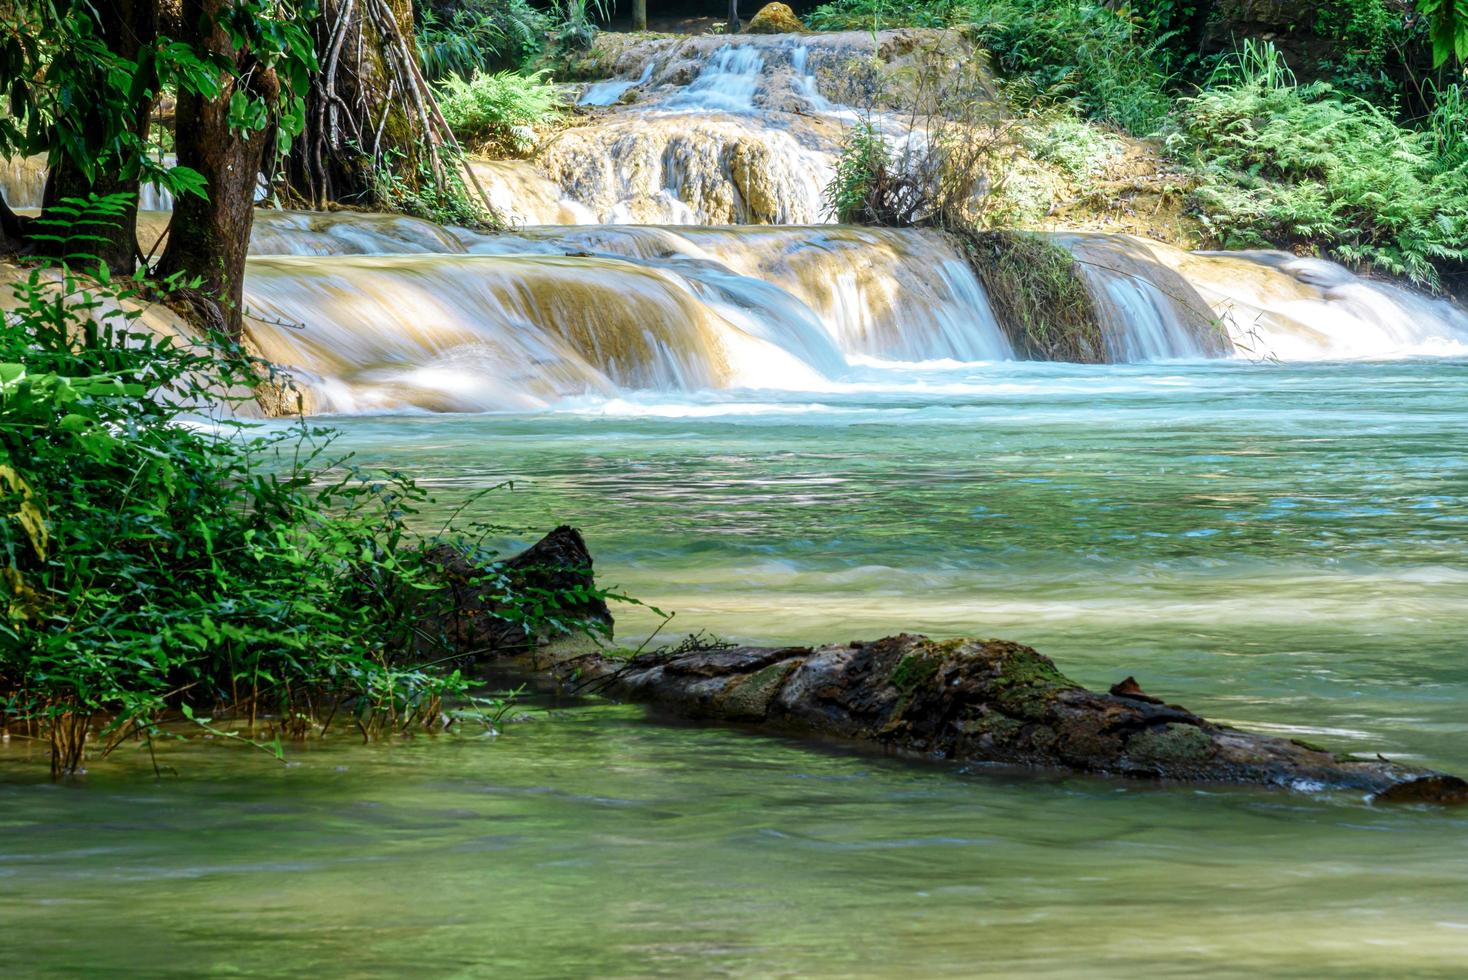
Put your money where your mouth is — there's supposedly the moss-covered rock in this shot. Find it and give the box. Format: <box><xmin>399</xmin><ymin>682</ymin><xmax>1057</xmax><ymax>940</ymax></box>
<box><xmin>744</xmin><ymin>3</ymin><xmax>806</xmax><ymax>34</ymax></box>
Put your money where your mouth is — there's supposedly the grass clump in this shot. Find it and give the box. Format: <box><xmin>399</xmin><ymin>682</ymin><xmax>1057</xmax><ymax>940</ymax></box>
<box><xmin>963</xmin><ymin>230</ymin><xmax>1106</xmax><ymax>362</ymax></box>
<box><xmin>0</xmin><ymin>195</ymin><xmax>604</xmax><ymax>776</ymax></box>
<box><xmin>437</xmin><ymin>69</ymin><xmax>566</xmax><ymax>156</ymax></box>
<box><xmin>1167</xmin><ymin>42</ymin><xmax>1468</xmax><ymax>290</ymax></box>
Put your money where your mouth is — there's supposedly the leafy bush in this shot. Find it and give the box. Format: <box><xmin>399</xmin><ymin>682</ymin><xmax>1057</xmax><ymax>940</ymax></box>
<box><xmin>417</xmin><ymin>0</ymin><xmax>551</xmax><ymax>80</ymax></box>
<box><xmin>552</xmin><ymin>0</ymin><xmax>609</xmax><ymax>52</ymax></box>
<box><xmin>0</xmin><ymin>195</ymin><xmax>604</xmax><ymax>775</ymax></box>
<box><xmin>1018</xmin><ymin>113</ymin><xmax>1123</xmax><ymax>180</ymax></box>
<box><xmin>1168</xmin><ymin>43</ymin><xmax>1468</xmax><ymax>289</ymax></box>
<box><xmin>971</xmin><ymin>0</ymin><xmax>1172</xmax><ymax>136</ymax></box>
<box><xmin>436</xmin><ymin>69</ymin><xmax>565</xmax><ymax>155</ymax></box>
<box><xmin>823</xmin><ymin>55</ymin><xmax>1013</xmax><ymax>228</ymax></box>
<box><xmin>806</xmin><ymin>0</ymin><xmax>965</xmax><ymax>29</ymax></box>
<box><xmin>807</xmin><ymin>0</ymin><xmax>1171</xmax><ymax>135</ymax></box>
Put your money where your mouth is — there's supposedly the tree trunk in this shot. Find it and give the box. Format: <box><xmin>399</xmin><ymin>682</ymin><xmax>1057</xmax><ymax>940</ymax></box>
<box><xmin>432</xmin><ymin>527</ymin><xmax>1468</xmax><ymax>806</ymax></box>
<box><xmin>632</xmin><ymin>0</ymin><xmax>646</xmax><ymax>31</ymax></box>
<box><xmin>32</xmin><ymin>0</ymin><xmax>157</xmax><ymax>270</ymax></box>
<box><xmin>727</xmin><ymin>0</ymin><xmax>739</xmax><ymax>34</ymax></box>
<box><xmin>158</xmin><ymin>0</ymin><xmax>277</xmax><ymax>338</ymax></box>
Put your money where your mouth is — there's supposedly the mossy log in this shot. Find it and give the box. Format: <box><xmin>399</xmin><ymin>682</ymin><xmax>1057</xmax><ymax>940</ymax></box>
<box><xmin>451</xmin><ymin>528</ymin><xmax>1467</xmax><ymax>805</ymax></box>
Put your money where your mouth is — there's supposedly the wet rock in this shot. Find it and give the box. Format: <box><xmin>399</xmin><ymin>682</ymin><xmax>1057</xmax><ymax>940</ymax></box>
<box><xmin>744</xmin><ymin>2</ymin><xmax>806</xmax><ymax>34</ymax></box>
<box><xmin>425</xmin><ymin>525</ymin><xmax>611</xmax><ymax>652</ymax></box>
<box><xmin>448</xmin><ymin>529</ymin><xmax>1467</xmax><ymax>805</ymax></box>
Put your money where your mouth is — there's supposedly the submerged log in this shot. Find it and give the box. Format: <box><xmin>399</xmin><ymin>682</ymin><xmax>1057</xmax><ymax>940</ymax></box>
<box><xmin>455</xmin><ymin>528</ymin><xmax>1468</xmax><ymax>805</ymax></box>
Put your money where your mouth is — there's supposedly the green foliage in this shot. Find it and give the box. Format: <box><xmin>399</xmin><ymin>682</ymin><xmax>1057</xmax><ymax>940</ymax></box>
<box><xmin>825</xmin><ymin>123</ymin><xmax>892</xmax><ymax>223</ymax></box>
<box><xmin>553</xmin><ymin>0</ymin><xmax>610</xmax><ymax>52</ymax></box>
<box><xmin>436</xmin><ymin>70</ymin><xmax>565</xmax><ymax>154</ymax></box>
<box><xmin>417</xmin><ymin>0</ymin><xmax>551</xmax><ymax>81</ymax></box>
<box><xmin>0</xmin><ymin>0</ymin><xmax>316</xmax><ymax>205</ymax></box>
<box><xmin>1019</xmin><ymin>113</ymin><xmax>1123</xmax><ymax>180</ymax></box>
<box><xmin>1418</xmin><ymin>0</ymin><xmax>1468</xmax><ymax>66</ymax></box>
<box><xmin>807</xmin><ymin>0</ymin><xmax>1171</xmax><ymax>135</ymax></box>
<box><xmin>1168</xmin><ymin>42</ymin><xmax>1468</xmax><ymax>289</ymax></box>
<box><xmin>0</xmin><ymin>194</ymin><xmax>599</xmax><ymax>774</ymax></box>
<box><xmin>371</xmin><ymin>148</ymin><xmax>503</xmax><ymax>228</ymax></box>
<box><xmin>971</xmin><ymin>0</ymin><xmax>1172</xmax><ymax>136</ymax></box>
<box><xmin>807</xmin><ymin>0</ymin><xmax>964</xmax><ymax>29</ymax></box>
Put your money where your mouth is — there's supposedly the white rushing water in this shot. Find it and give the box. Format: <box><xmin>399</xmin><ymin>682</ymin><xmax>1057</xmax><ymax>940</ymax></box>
<box><xmin>5</xmin><ymin>31</ymin><xmax>1467</xmax><ymax>414</ymax></box>
<box><xmin>201</xmin><ymin>211</ymin><xmax>1468</xmax><ymax>414</ymax></box>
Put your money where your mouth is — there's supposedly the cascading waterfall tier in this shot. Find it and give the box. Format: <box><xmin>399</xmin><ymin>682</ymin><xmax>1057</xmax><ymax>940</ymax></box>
<box><xmin>224</xmin><ymin>211</ymin><xmax>1468</xmax><ymax>415</ymax></box>
<box><xmin>237</xmin><ymin>218</ymin><xmax>1013</xmax><ymax>413</ymax></box>
<box><xmin>1056</xmin><ymin>234</ymin><xmax>1468</xmax><ymax>361</ymax></box>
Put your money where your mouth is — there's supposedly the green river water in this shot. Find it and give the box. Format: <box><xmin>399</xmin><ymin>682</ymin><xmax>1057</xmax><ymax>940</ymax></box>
<box><xmin>4</xmin><ymin>359</ymin><xmax>1467</xmax><ymax>976</ymax></box>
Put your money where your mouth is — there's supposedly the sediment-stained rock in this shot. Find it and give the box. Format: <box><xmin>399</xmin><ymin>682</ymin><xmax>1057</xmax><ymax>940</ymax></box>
<box><xmin>448</xmin><ymin>528</ymin><xmax>1467</xmax><ymax>805</ymax></box>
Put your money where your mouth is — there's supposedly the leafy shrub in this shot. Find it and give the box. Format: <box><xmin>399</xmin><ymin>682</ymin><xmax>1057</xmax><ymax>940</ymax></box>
<box><xmin>0</xmin><ymin>195</ymin><xmax>605</xmax><ymax>775</ymax></box>
<box><xmin>806</xmin><ymin>0</ymin><xmax>965</xmax><ymax>29</ymax></box>
<box><xmin>436</xmin><ymin>69</ymin><xmax>565</xmax><ymax>155</ymax></box>
<box><xmin>1168</xmin><ymin>42</ymin><xmax>1468</xmax><ymax>289</ymax></box>
<box><xmin>972</xmin><ymin>0</ymin><xmax>1172</xmax><ymax>136</ymax></box>
<box><xmin>1019</xmin><ymin>113</ymin><xmax>1123</xmax><ymax>180</ymax></box>
<box><xmin>823</xmin><ymin>55</ymin><xmax>1013</xmax><ymax>228</ymax></box>
<box><xmin>417</xmin><ymin>0</ymin><xmax>550</xmax><ymax>80</ymax></box>
<box><xmin>553</xmin><ymin>0</ymin><xmax>609</xmax><ymax>52</ymax></box>
<box><xmin>807</xmin><ymin>0</ymin><xmax>1171</xmax><ymax>135</ymax></box>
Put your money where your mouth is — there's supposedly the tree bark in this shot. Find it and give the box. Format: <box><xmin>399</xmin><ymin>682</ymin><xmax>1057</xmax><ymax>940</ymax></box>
<box><xmin>632</xmin><ymin>0</ymin><xmax>646</xmax><ymax>31</ymax></box>
<box><xmin>727</xmin><ymin>0</ymin><xmax>739</xmax><ymax>34</ymax></box>
<box><xmin>435</xmin><ymin>527</ymin><xmax>1468</xmax><ymax>806</ymax></box>
<box><xmin>158</xmin><ymin>0</ymin><xmax>277</xmax><ymax>338</ymax></box>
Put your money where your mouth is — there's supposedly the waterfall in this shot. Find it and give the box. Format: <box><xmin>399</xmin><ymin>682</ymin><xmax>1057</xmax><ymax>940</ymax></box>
<box><xmin>240</xmin><ymin>252</ymin><xmax>854</xmax><ymax>413</ymax></box>
<box><xmin>227</xmin><ymin>211</ymin><xmax>1468</xmax><ymax>416</ymax></box>
<box><xmin>6</xmin><ymin>24</ymin><xmax>1466</xmax><ymax>412</ymax></box>
<box><xmin>1052</xmin><ymin>233</ymin><xmax>1468</xmax><ymax>361</ymax></box>
<box><xmin>1184</xmin><ymin>251</ymin><xmax>1468</xmax><ymax>360</ymax></box>
<box><xmin>242</xmin><ymin>214</ymin><xmax>1014</xmax><ymax>374</ymax></box>
<box><xmin>1056</xmin><ymin>234</ymin><xmax>1226</xmax><ymax>360</ymax></box>
<box><xmin>579</xmin><ymin>61</ymin><xmax>656</xmax><ymax>107</ymax></box>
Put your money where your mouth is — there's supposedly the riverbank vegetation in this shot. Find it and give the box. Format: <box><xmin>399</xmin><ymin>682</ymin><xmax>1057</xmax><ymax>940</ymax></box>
<box><xmin>0</xmin><ymin>200</ymin><xmax>612</xmax><ymax>776</ymax></box>
<box><xmin>437</xmin><ymin>70</ymin><xmax>567</xmax><ymax>155</ymax></box>
<box><xmin>809</xmin><ymin>0</ymin><xmax>1467</xmax><ymax>292</ymax></box>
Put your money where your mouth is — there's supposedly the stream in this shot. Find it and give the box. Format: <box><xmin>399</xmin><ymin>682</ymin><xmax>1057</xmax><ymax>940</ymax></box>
<box><xmin>5</xmin><ymin>358</ymin><xmax>1468</xmax><ymax>977</ymax></box>
<box><xmin>4</xmin><ymin>27</ymin><xmax>1468</xmax><ymax>977</ymax></box>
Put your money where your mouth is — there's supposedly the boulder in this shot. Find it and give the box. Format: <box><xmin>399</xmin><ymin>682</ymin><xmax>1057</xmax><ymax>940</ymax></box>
<box><xmin>744</xmin><ymin>2</ymin><xmax>805</xmax><ymax>34</ymax></box>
